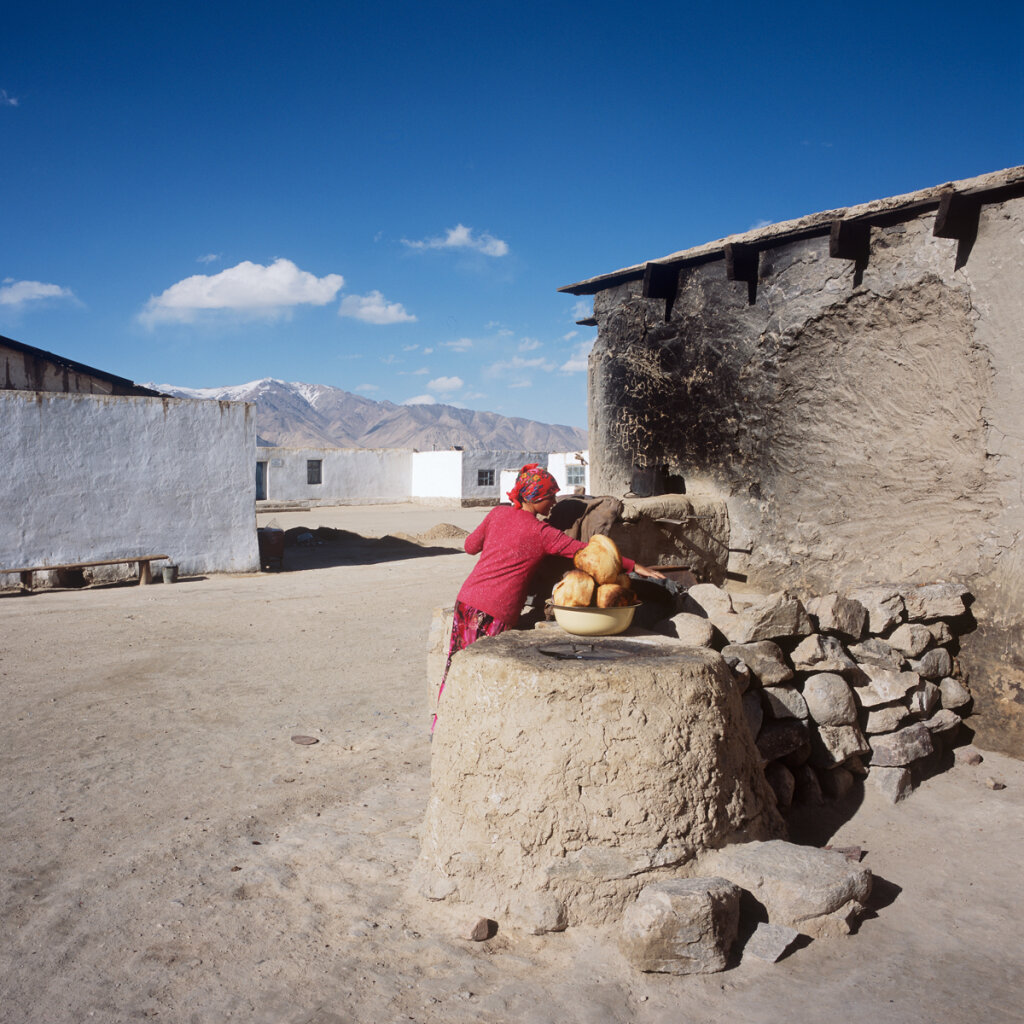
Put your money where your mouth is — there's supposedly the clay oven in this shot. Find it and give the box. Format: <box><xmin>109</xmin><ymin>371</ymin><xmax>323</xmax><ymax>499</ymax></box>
<box><xmin>416</xmin><ymin>630</ymin><xmax>783</xmax><ymax>929</ymax></box>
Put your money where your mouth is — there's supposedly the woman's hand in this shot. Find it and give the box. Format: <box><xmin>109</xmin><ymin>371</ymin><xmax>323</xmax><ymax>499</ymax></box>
<box><xmin>632</xmin><ymin>563</ymin><xmax>666</xmax><ymax>580</ymax></box>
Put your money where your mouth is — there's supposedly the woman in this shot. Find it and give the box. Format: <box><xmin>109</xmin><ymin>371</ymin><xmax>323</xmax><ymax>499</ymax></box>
<box><xmin>432</xmin><ymin>464</ymin><xmax>663</xmax><ymax>731</ymax></box>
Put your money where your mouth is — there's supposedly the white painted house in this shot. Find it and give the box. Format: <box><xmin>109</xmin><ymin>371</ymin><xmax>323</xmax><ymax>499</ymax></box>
<box><xmin>1</xmin><ymin>335</ymin><xmax>259</xmax><ymax>583</ymax></box>
<box><xmin>258</xmin><ymin>447</ymin><xmax>590</xmax><ymax>506</ymax></box>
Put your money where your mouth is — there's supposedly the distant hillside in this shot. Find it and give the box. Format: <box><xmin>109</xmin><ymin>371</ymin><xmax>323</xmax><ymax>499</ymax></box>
<box><xmin>152</xmin><ymin>379</ymin><xmax>588</xmax><ymax>451</ymax></box>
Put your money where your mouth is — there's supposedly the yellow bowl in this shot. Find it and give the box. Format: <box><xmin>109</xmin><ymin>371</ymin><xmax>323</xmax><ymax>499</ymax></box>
<box><xmin>552</xmin><ymin>603</ymin><xmax>640</xmax><ymax>637</ymax></box>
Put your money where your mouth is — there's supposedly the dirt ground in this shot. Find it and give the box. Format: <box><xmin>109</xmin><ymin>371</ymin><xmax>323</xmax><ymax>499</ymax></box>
<box><xmin>2</xmin><ymin>503</ymin><xmax>1023</xmax><ymax>1024</ymax></box>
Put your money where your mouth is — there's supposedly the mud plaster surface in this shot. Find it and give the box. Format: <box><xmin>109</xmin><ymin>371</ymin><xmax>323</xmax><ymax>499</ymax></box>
<box><xmin>2</xmin><ymin>504</ymin><xmax>1023</xmax><ymax>1024</ymax></box>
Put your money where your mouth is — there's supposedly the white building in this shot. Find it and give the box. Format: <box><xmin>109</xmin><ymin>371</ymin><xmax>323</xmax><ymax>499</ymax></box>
<box><xmin>1</xmin><ymin>336</ymin><xmax>259</xmax><ymax>582</ymax></box>
<box><xmin>257</xmin><ymin>447</ymin><xmax>590</xmax><ymax>506</ymax></box>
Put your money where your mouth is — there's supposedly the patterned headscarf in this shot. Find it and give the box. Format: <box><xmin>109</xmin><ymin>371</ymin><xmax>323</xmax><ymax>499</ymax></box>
<box><xmin>507</xmin><ymin>463</ymin><xmax>559</xmax><ymax>509</ymax></box>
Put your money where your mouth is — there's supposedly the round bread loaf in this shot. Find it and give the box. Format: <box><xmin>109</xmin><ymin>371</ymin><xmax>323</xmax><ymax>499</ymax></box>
<box><xmin>573</xmin><ymin>534</ymin><xmax>623</xmax><ymax>585</ymax></box>
<box><xmin>552</xmin><ymin>569</ymin><xmax>596</xmax><ymax>607</ymax></box>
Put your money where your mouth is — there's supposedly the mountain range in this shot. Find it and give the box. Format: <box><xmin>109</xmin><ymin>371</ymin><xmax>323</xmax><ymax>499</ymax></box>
<box><xmin>152</xmin><ymin>379</ymin><xmax>589</xmax><ymax>451</ymax></box>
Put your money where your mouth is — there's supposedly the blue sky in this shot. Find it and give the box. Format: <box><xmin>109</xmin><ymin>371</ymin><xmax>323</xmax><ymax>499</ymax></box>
<box><xmin>3</xmin><ymin>1</ymin><xmax>1021</xmax><ymax>430</ymax></box>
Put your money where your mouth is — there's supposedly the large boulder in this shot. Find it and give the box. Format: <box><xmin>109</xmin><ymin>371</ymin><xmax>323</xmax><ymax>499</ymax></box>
<box><xmin>698</xmin><ymin>840</ymin><xmax>872</xmax><ymax>939</ymax></box>
<box><xmin>619</xmin><ymin>878</ymin><xmax>741</xmax><ymax>975</ymax></box>
<box><xmin>417</xmin><ymin>633</ymin><xmax>784</xmax><ymax>927</ymax></box>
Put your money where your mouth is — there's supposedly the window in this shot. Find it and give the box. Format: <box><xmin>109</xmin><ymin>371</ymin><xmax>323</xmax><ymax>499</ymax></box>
<box><xmin>477</xmin><ymin>469</ymin><xmax>495</xmax><ymax>487</ymax></box>
<box><xmin>566</xmin><ymin>465</ymin><xmax>586</xmax><ymax>488</ymax></box>
<box><xmin>307</xmin><ymin>459</ymin><xmax>323</xmax><ymax>485</ymax></box>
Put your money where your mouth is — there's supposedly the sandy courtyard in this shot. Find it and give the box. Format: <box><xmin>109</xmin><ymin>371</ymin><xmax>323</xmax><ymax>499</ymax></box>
<box><xmin>2</xmin><ymin>503</ymin><xmax>1023</xmax><ymax>1024</ymax></box>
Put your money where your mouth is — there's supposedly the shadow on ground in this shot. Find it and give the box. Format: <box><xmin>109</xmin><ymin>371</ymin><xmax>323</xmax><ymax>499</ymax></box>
<box><xmin>263</xmin><ymin>526</ymin><xmax>466</xmax><ymax>573</ymax></box>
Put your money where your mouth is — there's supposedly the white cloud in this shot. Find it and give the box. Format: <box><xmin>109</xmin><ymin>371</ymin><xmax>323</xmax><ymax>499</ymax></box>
<box><xmin>0</xmin><ymin>90</ymin><xmax>17</xmax><ymax>107</ymax></box>
<box><xmin>355</xmin><ymin>383</ymin><xmax>379</xmax><ymax>392</ymax></box>
<box><xmin>518</xmin><ymin>337</ymin><xmax>542</xmax><ymax>352</ymax></box>
<box><xmin>428</xmin><ymin>376</ymin><xmax>463</xmax><ymax>394</ymax></box>
<box><xmin>423</xmin><ymin>347</ymin><xmax>434</xmax><ymax>355</ymax></box>
<box><xmin>402</xmin><ymin>394</ymin><xmax>436</xmax><ymax>405</ymax></box>
<box><xmin>402</xmin><ymin>344</ymin><xmax>419</xmax><ymax>352</ymax></box>
<box><xmin>443</xmin><ymin>337</ymin><xmax>473</xmax><ymax>352</ymax></box>
<box><xmin>572</xmin><ymin>299</ymin><xmax>591</xmax><ymax>321</ymax></box>
<box><xmin>0</xmin><ymin>278</ymin><xmax>75</xmax><ymax>307</ymax></box>
<box><xmin>338</xmin><ymin>290</ymin><xmax>416</xmax><ymax>325</ymax></box>
<box><xmin>197</xmin><ymin>253</ymin><xmax>221</xmax><ymax>264</ymax></box>
<box><xmin>402</xmin><ymin>223</ymin><xmax>509</xmax><ymax>257</ymax></box>
<box><xmin>139</xmin><ymin>258</ymin><xmax>344</xmax><ymax>326</ymax></box>
<box><xmin>561</xmin><ymin>339</ymin><xmax>595</xmax><ymax>373</ymax></box>
<box><xmin>484</xmin><ymin>355</ymin><xmax>556</xmax><ymax>388</ymax></box>
<box><xmin>563</xmin><ymin>330</ymin><xmax>578</xmax><ymax>341</ymax></box>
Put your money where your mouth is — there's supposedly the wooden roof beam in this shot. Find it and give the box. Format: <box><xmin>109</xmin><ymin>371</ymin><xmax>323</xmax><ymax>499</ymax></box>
<box><xmin>642</xmin><ymin>262</ymin><xmax>679</xmax><ymax>321</ymax></box>
<box><xmin>724</xmin><ymin>243</ymin><xmax>759</xmax><ymax>304</ymax></box>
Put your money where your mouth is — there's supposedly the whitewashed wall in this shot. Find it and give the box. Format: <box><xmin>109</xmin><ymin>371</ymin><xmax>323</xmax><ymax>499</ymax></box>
<box><xmin>0</xmin><ymin>391</ymin><xmax>258</xmax><ymax>579</ymax></box>
<box><xmin>461</xmin><ymin>449</ymin><xmax>550</xmax><ymax>502</ymax></box>
<box><xmin>259</xmin><ymin>447</ymin><xmax>411</xmax><ymax>504</ymax></box>
<box><xmin>547</xmin><ymin>451</ymin><xmax>590</xmax><ymax>494</ymax></box>
<box><xmin>410</xmin><ymin>451</ymin><xmax>464</xmax><ymax>504</ymax></box>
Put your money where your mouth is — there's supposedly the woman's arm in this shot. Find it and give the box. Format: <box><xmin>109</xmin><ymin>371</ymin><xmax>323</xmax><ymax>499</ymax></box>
<box><xmin>464</xmin><ymin>516</ymin><xmax>488</xmax><ymax>555</ymax></box>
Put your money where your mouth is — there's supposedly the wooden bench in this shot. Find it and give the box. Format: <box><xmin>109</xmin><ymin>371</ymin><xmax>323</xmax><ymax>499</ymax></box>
<box><xmin>0</xmin><ymin>555</ymin><xmax>171</xmax><ymax>592</ymax></box>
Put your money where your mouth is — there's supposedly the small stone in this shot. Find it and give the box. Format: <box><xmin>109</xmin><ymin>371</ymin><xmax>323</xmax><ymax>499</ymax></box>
<box><xmin>764</xmin><ymin>762</ymin><xmax>795</xmax><ymax>810</ymax></box>
<box><xmin>732</xmin><ymin>591</ymin><xmax>813</xmax><ymax>643</ymax></box>
<box><xmin>724</xmin><ymin>656</ymin><xmax>753</xmax><ymax>693</ymax></box>
<box><xmin>721</xmin><ymin>641</ymin><xmax>794</xmax><ymax>686</ymax></box>
<box><xmin>926</xmin><ymin>621</ymin><xmax>954</xmax><ymax>645</ymax></box>
<box><xmin>683</xmin><ymin>583</ymin><xmax>734</xmax><ymax>617</ymax></box>
<box><xmin>791</xmin><ymin>763</ymin><xmax>824</xmax><ymax>805</ymax></box>
<box><xmin>763</xmin><ymin>686</ymin><xmax>809</xmax><ymax>721</ymax></box>
<box><xmin>517</xmin><ymin>893</ymin><xmax>567</xmax><ymax>934</ymax></box>
<box><xmin>802</xmin><ymin>672</ymin><xmax>858</xmax><ymax>726</ymax></box>
<box><xmin>869</xmin><ymin>723</ymin><xmax>934</xmax><ymax>767</ymax></box>
<box><xmin>939</xmin><ymin>676</ymin><xmax>972</xmax><ymax>710</ymax></box>
<box><xmin>922</xmin><ymin>709</ymin><xmax>962</xmax><ymax>740</ymax></box>
<box><xmin>742</xmin><ymin>921</ymin><xmax>801</xmax><ymax>963</ymax></box>
<box><xmin>907</xmin><ymin>681</ymin><xmax>940</xmax><ymax>717</ymax></box>
<box><xmin>885</xmin><ymin>623</ymin><xmax>934</xmax><ymax>658</ymax></box>
<box><xmin>742</xmin><ymin>690</ymin><xmax>764</xmax><ymax>738</ymax></box>
<box><xmin>909</xmin><ymin>647</ymin><xmax>953</xmax><ymax>681</ymax></box>
<box><xmin>824</xmin><ymin>844</ymin><xmax>864</xmax><ymax>863</ymax></box>
<box><xmin>790</xmin><ymin>635</ymin><xmax>856</xmax><ymax>673</ymax></box>
<box><xmin>898</xmin><ymin>583</ymin><xmax>970</xmax><ymax>622</ymax></box>
<box><xmin>863</xmin><ymin>703</ymin><xmax>911</xmax><ymax>735</ymax></box>
<box><xmin>756</xmin><ymin>719</ymin><xmax>809</xmax><ymax>763</ymax></box>
<box><xmin>852</xmin><ymin>665</ymin><xmax>920</xmax><ymax>708</ymax></box>
<box><xmin>955</xmin><ymin>746</ymin><xmax>983</xmax><ymax>766</ymax></box>
<box><xmin>667</xmin><ymin>613</ymin><xmax>717</xmax><ymax>647</ymax></box>
<box><xmin>869</xmin><ymin>765</ymin><xmax>913</xmax><ymax>803</ymax></box>
<box><xmin>467</xmin><ymin>917</ymin><xmax>494</xmax><ymax>941</ymax></box>
<box><xmin>811</xmin><ymin>724</ymin><xmax>871</xmax><ymax>768</ymax></box>
<box><xmin>848</xmin><ymin>638</ymin><xmax>905</xmax><ymax>670</ymax></box>
<box><xmin>845</xmin><ymin>586</ymin><xmax>905</xmax><ymax>634</ymax></box>
<box><xmin>805</xmin><ymin>593</ymin><xmax>868</xmax><ymax>639</ymax></box>
<box><xmin>619</xmin><ymin>878</ymin><xmax>742</xmax><ymax>975</ymax></box>
<box><xmin>985</xmin><ymin>778</ymin><xmax>1007</xmax><ymax>791</ymax></box>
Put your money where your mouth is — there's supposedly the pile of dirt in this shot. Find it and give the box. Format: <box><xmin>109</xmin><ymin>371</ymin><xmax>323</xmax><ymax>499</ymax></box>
<box><xmin>417</xmin><ymin>523</ymin><xmax>470</xmax><ymax>542</ymax></box>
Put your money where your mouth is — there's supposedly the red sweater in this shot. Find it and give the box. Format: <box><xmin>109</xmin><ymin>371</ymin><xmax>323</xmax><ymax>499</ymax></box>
<box><xmin>457</xmin><ymin>505</ymin><xmax>635</xmax><ymax>626</ymax></box>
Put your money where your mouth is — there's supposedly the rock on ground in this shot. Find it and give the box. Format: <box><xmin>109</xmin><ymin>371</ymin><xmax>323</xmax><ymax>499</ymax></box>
<box><xmin>619</xmin><ymin>878</ymin><xmax>742</xmax><ymax>975</ymax></box>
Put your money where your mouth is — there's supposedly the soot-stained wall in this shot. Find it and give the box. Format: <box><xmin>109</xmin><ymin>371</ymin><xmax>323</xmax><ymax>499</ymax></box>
<box><xmin>586</xmin><ymin>192</ymin><xmax>1024</xmax><ymax>756</ymax></box>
